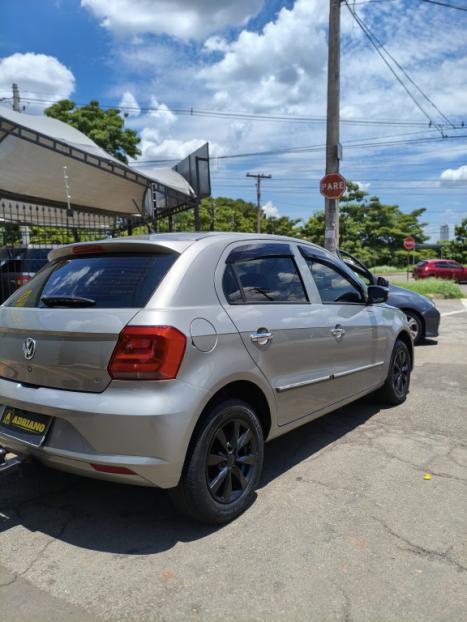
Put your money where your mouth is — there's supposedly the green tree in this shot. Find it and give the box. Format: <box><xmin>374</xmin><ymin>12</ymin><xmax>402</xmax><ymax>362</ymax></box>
<box><xmin>442</xmin><ymin>218</ymin><xmax>467</xmax><ymax>263</ymax></box>
<box><xmin>45</xmin><ymin>99</ymin><xmax>141</xmax><ymax>164</ymax></box>
<box><xmin>160</xmin><ymin>196</ymin><xmax>301</xmax><ymax>236</ymax></box>
<box><xmin>301</xmin><ymin>181</ymin><xmax>429</xmax><ymax>267</ymax></box>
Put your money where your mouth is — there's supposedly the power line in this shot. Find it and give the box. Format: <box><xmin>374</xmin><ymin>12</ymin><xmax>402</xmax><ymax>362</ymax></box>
<box><xmin>348</xmin><ymin>4</ymin><xmax>454</xmax><ymax>128</ymax></box>
<box><xmin>344</xmin><ymin>2</ymin><xmax>449</xmax><ymax>134</ymax></box>
<box><xmin>5</xmin><ymin>94</ymin><xmax>465</xmax><ymax>130</ymax></box>
<box><xmin>134</xmin><ymin>133</ymin><xmax>467</xmax><ymax>165</ymax></box>
<box><xmin>419</xmin><ymin>0</ymin><xmax>467</xmax><ymax>12</ymax></box>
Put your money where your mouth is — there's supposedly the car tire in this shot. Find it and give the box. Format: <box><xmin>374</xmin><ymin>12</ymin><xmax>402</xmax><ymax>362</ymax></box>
<box><xmin>404</xmin><ymin>310</ymin><xmax>423</xmax><ymax>345</ymax></box>
<box><xmin>170</xmin><ymin>399</ymin><xmax>264</xmax><ymax>524</ymax></box>
<box><xmin>376</xmin><ymin>339</ymin><xmax>411</xmax><ymax>406</ymax></box>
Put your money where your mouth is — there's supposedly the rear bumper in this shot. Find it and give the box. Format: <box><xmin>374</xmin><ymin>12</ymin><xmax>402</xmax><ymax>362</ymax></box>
<box><xmin>0</xmin><ymin>377</ymin><xmax>209</xmax><ymax>488</ymax></box>
<box><xmin>421</xmin><ymin>306</ymin><xmax>441</xmax><ymax>338</ymax></box>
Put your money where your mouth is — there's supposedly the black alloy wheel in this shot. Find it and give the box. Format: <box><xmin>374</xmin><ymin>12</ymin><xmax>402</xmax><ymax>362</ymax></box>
<box><xmin>206</xmin><ymin>418</ymin><xmax>258</xmax><ymax>504</ymax></box>
<box><xmin>170</xmin><ymin>399</ymin><xmax>264</xmax><ymax>524</ymax></box>
<box><xmin>376</xmin><ymin>339</ymin><xmax>411</xmax><ymax>405</ymax></box>
<box><xmin>392</xmin><ymin>347</ymin><xmax>410</xmax><ymax>399</ymax></box>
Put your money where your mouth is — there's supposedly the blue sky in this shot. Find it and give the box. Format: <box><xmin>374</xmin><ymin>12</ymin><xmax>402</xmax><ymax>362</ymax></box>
<box><xmin>1</xmin><ymin>0</ymin><xmax>467</xmax><ymax>241</ymax></box>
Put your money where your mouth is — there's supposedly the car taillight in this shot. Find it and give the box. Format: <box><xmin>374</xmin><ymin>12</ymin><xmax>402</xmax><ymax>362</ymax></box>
<box><xmin>15</xmin><ymin>275</ymin><xmax>31</xmax><ymax>288</ymax></box>
<box><xmin>108</xmin><ymin>326</ymin><xmax>186</xmax><ymax>381</ymax></box>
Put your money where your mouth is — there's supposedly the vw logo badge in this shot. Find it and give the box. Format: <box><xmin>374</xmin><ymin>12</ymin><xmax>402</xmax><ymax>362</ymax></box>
<box><xmin>23</xmin><ymin>337</ymin><xmax>36</xmax><ymax>360</ymax></box>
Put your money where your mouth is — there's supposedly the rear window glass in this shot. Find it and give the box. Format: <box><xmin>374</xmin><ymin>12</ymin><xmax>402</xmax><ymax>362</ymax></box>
<box><xmin>5</xmin><ymin>253</ymin><xmax>178</xmax><ymax>309</ymax></box>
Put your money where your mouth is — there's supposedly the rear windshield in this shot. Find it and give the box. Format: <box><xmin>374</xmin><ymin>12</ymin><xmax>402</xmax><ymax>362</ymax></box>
<box><xmin>4</xmin><ymin>252</ymin><xmax>178</xmax><ymax>308</ymax></box>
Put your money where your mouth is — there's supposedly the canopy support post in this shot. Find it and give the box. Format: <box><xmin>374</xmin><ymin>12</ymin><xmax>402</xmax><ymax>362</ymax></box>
<box><xmin>194</xmin><ymin>200</ymin><xmax>201</xmax><ymax>232</ymax></box>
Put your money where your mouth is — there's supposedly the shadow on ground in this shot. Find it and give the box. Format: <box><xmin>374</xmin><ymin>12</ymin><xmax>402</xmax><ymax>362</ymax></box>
<box><xmin>417</xmin><ymin>339</ymin><xmax>438</xmax><ymax>347</ymax></box>
<box><xmin>0</xmin><ymin>398</ymin><xmax>382</xmax><ymax>556</ymax></box>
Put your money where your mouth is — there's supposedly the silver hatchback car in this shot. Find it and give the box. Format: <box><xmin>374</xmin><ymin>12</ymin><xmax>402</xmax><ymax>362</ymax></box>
<box><xmin>0</xmin><ymin>233</ymin><xmax>412</xmax><ymax>523</ymax></box>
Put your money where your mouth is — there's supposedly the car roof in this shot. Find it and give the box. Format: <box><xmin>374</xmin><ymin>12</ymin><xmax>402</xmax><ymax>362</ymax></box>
<box><xmin>50</xmin><ymin>231</ymin><xmax>332</xmax><ymax>262</ymax></box>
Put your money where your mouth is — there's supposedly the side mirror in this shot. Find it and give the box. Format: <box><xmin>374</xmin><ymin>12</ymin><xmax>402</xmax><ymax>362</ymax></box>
<box><xmin>376</xmin><ymin>276</ymin><xmax>389</xmax><ymax>287</ymax></box>
<box><xmin>367</xmin><ymin>285</ymin><xmax>389</xmax><ymax>305</ymax></box>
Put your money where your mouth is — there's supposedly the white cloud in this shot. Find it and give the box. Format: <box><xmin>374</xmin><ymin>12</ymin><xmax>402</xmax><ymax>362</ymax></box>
<box><xmin>148</xmin><ymin>96</ymin><xmax>176</xmax><ymax>126</ymax></box>
<box><xmin>198</xmin><ymin>0</ymin><xmax>328</xmax><ymax>112</ymax></box>
<box><xmin>203</xmin><ymin>36</ymin><xmax>230</xmax><ymax>54</ymax></box>
<box><xmin>81</xmin><ymin>0</ymin><xmax>264</xmax><ymax>41</ymax></box>
<box><xmin>0</xmin><ymin>53</ymin><xmax>75</xmax><ymax>111</ymax></box>
<box><xmin>119</xmin><ymin>91</ymin><xmax>140</xmax><ymax>117</ymax></box>
<box><xmin>440</xmin><ymin>165</ymin><xmax>467</xmax><ymax>181</ymax></box>
<box><xmin>138</xmin><ymin>134</ymin><xmax>223</xmax><ymax>163</ymax></box>
<box><xmin>354</xmin><ymin>181</ymin><xmax>371</xmax><ymax>192</ymax></box>
<box><xmin>262</xmin><ymin>200</ymin><xmax>279</xmax><ymax>218</ymax></box>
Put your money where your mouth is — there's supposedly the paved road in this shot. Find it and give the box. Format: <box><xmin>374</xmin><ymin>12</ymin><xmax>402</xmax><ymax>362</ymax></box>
<box><xmin>1</xmin><ymin>299</ymin><xmax>466</xmax><ymax>621</ymax></box>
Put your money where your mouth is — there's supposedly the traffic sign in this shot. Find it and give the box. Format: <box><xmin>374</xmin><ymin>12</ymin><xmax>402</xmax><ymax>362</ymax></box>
<box><xmin>320</xmin><ymin>173</ymin><xmax>346</xmax><ymax>199</ymax></box>
<box><xmin>404</xmin><ymin>236</ymin><xmax>416</xmax><ymax>250</ymax></box>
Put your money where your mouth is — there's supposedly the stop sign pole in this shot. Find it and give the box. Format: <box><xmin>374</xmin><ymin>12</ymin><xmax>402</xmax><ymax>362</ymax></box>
<box><xmin>324</xmin><ymin>0</ymin><xmax>342</xmax><ymax>254</ymax></box>
<box><xmin>404</xmin><ymin>236</ymin><xmax>416</xmax><ymax>281</ymax></box>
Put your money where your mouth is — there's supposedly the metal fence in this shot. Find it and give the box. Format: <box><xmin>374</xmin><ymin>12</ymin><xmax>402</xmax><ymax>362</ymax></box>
<box><xmin>0</xmin><ymin>200</ymin><xmax>148</xmax><ymax>303</ymax></box>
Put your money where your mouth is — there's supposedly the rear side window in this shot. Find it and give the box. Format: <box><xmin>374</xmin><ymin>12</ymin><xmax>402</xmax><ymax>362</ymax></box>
<box><xmin>223</xmin><ymin>255</ymin><xmax>308</xmax><ymax>304</ymax></box>
<box><xmin>5</xmin><ymin>253</ymin><xmax>177</xmax><ymax>309</ymax></box>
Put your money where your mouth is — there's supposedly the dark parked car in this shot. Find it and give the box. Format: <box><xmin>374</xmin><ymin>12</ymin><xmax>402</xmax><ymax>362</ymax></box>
<box><xmin>413</xmin><ymin>259</ymin><xmax>467</xmax><ymax>283</ymax></box>
<box><xmin>338</xmin><ymin>250</ymin><xmax>440</xmax><ymax>344</ymax></box>
<box><xmin>0</xmin><ymin>247</ymin><xmax>52</xmax><ymax>304</ymax></box>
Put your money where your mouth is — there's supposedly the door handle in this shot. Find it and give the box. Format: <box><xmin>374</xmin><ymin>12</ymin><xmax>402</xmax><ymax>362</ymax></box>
<box><xmin>331</xmin><ymin>325</ymin><xmax>345</xmax><ymax>339</ymax></box>
<box><xmin>250</xmin><ymin>330</ymin><xmax>273</xmax><ymax>345</ymax></box>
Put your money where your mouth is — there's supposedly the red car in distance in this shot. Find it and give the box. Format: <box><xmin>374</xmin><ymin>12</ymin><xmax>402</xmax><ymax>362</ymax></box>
<box><xmin>413</xmin><ymin>259</ymin><xmax>467</xmax><ymax>282</ymax></box>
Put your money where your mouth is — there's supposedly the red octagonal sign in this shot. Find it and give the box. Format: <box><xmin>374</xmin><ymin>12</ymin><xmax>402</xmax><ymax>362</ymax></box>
<box><xmin>320</xmin><ymin>173</ymin><xmax>346</xmax><ymax>199</ymax></box>
<box><xmin>404</xmin><ymin>236</ymin><xmax>416</xmax><ymax>250</ymax></box>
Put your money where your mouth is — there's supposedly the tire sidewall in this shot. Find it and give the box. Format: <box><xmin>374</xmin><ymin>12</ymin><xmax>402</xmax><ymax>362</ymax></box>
<box><xmin>387</xmin><ymin>340</ymin><xmax>411</xmax><ymax>404</ymax></box>
<box><xmin>404</xmin><ymin>311</ymin><xmax>423</xmax><ymax>345</ymax></box>
<box><xmin>183</xmin><ymin>399</ymin><xmax>264</xmax><ymax>523</ymax></box>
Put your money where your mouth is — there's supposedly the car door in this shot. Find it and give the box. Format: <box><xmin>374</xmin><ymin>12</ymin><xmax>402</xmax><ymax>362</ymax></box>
<box><xmin>299</xmin><ymin>246</ymin><xmax>389</xmax><ymax>401</ymax></box>
<box><xmin>434</xmin><ymin>261</ymin><xmax>449</xmax><ymax>279</ymax></box>
<box><xmin>446</xmin><ymin>261</ymin><xmax>463</xmax><ymax>281</ymax></box>
<box><xmin>217</xmin><ymin>241</ymin><xmax>338</xmax><ymax>426</ymax></box>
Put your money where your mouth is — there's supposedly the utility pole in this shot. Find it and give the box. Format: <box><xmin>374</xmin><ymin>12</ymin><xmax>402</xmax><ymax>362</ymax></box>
<box><xmin>12</xmin><ymin>83</ymin><xmax>21</xmax><ymax>112</ymax></box>
<box><xmin>324</xmin><ymin>0</ymin><xmax>342</xmax><ymax>253</ymax></box>
<box><xmin>246</xmin><ymin>172</ymin><xmax>271</xmax><ymax>233</ymax></box>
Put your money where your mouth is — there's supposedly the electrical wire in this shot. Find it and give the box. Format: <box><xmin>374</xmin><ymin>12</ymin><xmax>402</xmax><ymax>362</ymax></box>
<box><xmin>419</xmin><ymin>0</ymin><xmax>467</xmax><ymax>12</ymax></box>
<box><xmin>347</xmin><ymin>3</ymin><xmax>454</xmax><ymax>128</ymax></box>
<box><xmin>134</xmin><ymin>132</ymin><xmax>467</xmax><ymax>165</ymax></box>
<box><xmin>344</xmin><ymin>2</ymin><xmax>448</xmax><ymax>134</ymax></box>
<box><xmin>5</xmin><ymin>94</ymin><xmax>465</xmax><ymax>130</ymax></box>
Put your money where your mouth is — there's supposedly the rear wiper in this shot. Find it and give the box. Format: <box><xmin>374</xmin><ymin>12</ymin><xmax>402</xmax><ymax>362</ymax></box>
<box><xmin>40</xmin><ymin>296</ymin><xmax>96</xmax><ymax>307</ymax></box>
<box><xmin>251</xmin><ymin>287</ymin><xmax>274</xmax><ymax>301</ymax></box>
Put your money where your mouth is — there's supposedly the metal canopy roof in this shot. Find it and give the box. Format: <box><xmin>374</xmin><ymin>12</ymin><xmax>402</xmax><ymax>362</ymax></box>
<box><xmin>0</xmin><ymin>107</ymin><xmax>196</xmax><ymax>218</ymax></box>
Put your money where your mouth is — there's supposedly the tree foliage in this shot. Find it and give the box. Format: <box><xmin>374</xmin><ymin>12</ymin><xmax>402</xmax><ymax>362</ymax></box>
<box><xmin>44</xmin><ymin>99</ymin><xmax>141</xmax><ymax>164</ymax></box>
<box><xmin>439</xmin><ymin>218</ymin><xmax>467</xmax><ymax>264</ymax></box>
<box><xmin>301</xmin><ymin>181</ymin><xmax>430</xmax><ymax>266</ymax></box>
<box><xmin>157</xmin><ymin>197</ymin><xmax>302</xmax><ymax>238</ymax></box>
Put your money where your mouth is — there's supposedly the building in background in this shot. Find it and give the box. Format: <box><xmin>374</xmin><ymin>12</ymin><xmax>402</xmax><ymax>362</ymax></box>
<box><xmin>440</xmin><ymin>224</ymin><xmax>449</xmax><ymax>242</ymax></box>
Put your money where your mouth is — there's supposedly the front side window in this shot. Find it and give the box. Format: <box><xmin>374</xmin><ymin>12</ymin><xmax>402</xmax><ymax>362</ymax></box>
<box><xmin>306</xmin><ymin>260</ymin><xmax>365</xmax><ymax>304</ymax></box>
<box><xmin>223</xmin><ymin>250</ymin><xmax>308</xmax><ymax>304</ymax></box>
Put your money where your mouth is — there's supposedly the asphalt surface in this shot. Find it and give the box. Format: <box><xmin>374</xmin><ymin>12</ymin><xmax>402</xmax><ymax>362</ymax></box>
<box><xmin>1</xmin><ymin>298</ymin><xmax>466</xmax><ymax>622</ymax></box>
